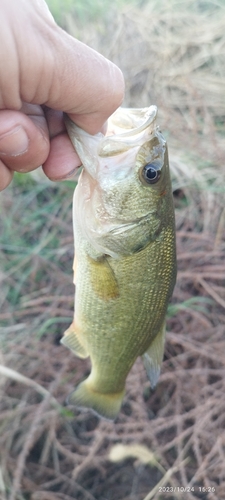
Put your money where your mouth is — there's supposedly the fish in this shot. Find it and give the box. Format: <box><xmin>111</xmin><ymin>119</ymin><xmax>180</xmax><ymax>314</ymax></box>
<box><xmin>61</xmin><ymin>105</ymin><xmax>177</xmax><ymax>420</ymax></box>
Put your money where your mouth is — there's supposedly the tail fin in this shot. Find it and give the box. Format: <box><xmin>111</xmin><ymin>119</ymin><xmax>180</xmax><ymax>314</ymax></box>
<box><xmin>67</xmin><ymin>379</ymin><xmax>125</xmax><ymax>421</ymax></box>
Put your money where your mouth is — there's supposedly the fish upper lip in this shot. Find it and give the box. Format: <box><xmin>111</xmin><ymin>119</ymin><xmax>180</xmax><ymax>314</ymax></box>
<box><xmin>106</xmin><ymin>105</ymin><xmax>158</xmax><ymax>139</ymax></box>
<box><xmin>64</xmin><ymin>106</ymin><xmax>159</xmax><ymax>179</ymax></box>
<box><xmin>98</xmin><ymin>106</ymin><xmax>159</xmax><ymax>160</ymax></box>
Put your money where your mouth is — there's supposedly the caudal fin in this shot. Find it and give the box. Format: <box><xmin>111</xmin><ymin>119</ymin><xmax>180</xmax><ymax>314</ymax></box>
<box><xmin>67</xmin><ymin>379</ymin><xmax>125</xmax><ymax>421</ymax></box>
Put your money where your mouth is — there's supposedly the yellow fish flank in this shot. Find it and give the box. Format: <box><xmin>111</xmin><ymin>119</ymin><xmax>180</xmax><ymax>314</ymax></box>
<box><xmin>61</xmin><ymin>106</ymin><xmax>177</xmax><ymax>420</ymax></box>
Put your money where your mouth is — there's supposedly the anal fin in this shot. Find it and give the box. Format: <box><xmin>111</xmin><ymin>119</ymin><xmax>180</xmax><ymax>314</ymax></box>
<box><xmin>61</xmin><ymin>322</ymin><xmax>88</xmax><ymax>359</ymax></box>
<box><xmin>142</xmin><ymin>321</ymin><xmax>166</xmax><ymax>388</ymax></box>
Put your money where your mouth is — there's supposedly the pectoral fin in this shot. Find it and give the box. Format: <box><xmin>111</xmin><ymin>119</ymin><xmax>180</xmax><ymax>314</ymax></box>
<box><xmin>142</xmin><ymin>321</ymin><xmax>166</xmax><ymax>388</ymax></box>
<box><xmin>88</xmin><ymin>256</ymin><xmax>119</xmax><ymax>300</ymax></box>
<box><xmin>61</xmin><ymin>322</ymin><xmax>88</xmax><ymax>359</ymax></box>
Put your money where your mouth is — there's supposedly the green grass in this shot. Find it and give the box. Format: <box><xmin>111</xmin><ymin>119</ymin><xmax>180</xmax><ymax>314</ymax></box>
<box><xmin>0</xmin><ymin>174</ymin><xmax>75</xmax><ymax>334</ymax></box>
<box><xmin>46</xmin><ymin>0</ymin><xmax>225</xmax><ymax>26</ymax></box>
<box><xmin>167</xmin><ymin>297</ymin><xmax>214</xmax><ymax>317</ymax></box>
<box><xmin>46</xmin><ymin>0</ymin><xmax>138</xmax><ymax>25</ymax></box>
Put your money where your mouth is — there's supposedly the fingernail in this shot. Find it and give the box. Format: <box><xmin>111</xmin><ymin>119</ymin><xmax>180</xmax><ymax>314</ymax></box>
<box><xmin>0</xmin><ymin>126</ymin><xmax>29</xmax><ymax>156</ymax></box>
<box><xmin>51</xmin><ymin>167</ymin><xmax>78</xmax><ymax>181</ymax></box>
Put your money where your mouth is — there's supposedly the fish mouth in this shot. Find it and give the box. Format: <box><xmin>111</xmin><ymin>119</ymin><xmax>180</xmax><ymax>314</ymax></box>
<box><xmin>64</xmin><ymin>105</ymin><xmax>158</xmax><ymax>178</ymax></box>
<box><xmin>106</xmin><ymin>106</ymin><xmax>158</xmax><ymax>138</ymax></box>
<box><xmin>98</xmin><ymin>106</ymin><xmax>158</xmax><ymax>158</ymax></box>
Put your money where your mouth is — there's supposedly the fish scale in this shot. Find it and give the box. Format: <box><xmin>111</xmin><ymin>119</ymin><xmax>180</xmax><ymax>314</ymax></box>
<box><xmin>61</xmin><ymin>106</ymin><xmax>177</xmax><ymax>420</ymax></box>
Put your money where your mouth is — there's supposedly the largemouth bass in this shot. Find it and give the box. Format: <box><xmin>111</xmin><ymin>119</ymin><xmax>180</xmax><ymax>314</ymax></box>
<box><xmin>61</xmin><ymin>106</ymin><xmax>176</xmax><ymax>420</ymax></box>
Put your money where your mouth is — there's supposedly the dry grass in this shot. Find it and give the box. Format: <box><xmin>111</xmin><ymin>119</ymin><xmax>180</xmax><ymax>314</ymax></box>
<box><xmin>1</xmin><ymin>1</ymin><xmax>225</xmax><ymax>499</ymax></box>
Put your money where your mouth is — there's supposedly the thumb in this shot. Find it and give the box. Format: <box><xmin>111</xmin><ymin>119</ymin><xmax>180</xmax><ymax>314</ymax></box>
<box><xmin>1</xmin><ymin>0</ymin><xmax>125</xmax><ymax>135</ymax></box>
<box><xmin>48</xmin><ymin>29</ymin><xmax>125</xmax><ymax>134</ymax></box>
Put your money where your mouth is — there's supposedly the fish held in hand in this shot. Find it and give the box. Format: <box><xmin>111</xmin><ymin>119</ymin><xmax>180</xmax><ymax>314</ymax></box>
<box><xmin>61</xmin><ymin>106</ymin><xmax>177</xmax><ymax>420</ymax></box>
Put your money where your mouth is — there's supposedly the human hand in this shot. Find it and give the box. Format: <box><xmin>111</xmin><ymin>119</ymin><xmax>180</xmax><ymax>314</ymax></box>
<box><xmin>0</xmin><ymin>0</ymin><xmax>124</xmax><ymax>190</ymax></box>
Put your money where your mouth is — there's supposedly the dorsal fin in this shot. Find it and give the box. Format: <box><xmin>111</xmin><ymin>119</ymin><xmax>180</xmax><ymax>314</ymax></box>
<box><xmin>142</xmin><ymin>321</ymin><xmax>166</xmax><ymax>388</ymax></box>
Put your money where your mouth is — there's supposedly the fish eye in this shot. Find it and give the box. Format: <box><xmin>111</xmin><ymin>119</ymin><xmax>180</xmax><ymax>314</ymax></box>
<box><xmin>141</xmin><ymin>163</ymin><xmax>161</xmax><ymax>184</ymax></box>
